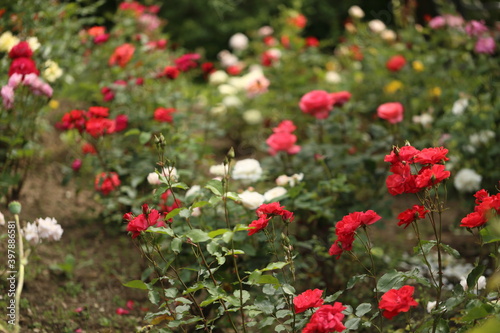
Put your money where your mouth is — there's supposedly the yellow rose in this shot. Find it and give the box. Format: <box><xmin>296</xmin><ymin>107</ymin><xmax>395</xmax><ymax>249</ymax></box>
<box><xmin>49</xmin><ymin>100</ymin><xmax>60</xmax><ymax>109</ymax></box>
<box><xmin>0</xmin><ymin>31</ymin><xmax>20</xmax><ymax>52</ymax></box>
<box><xmin>384</xmin><ymin>80</ymin><xmax>403</xmax><ymax>94</ymax></box>
<box><xmin>412</xmin><ymin>60</ymin><xmax>424</xmax><ymax>72</ymax></box>
<box><xmin>43</xmin><ymin>60</ymin><xmax>63</xmax><ymax>82</ymax></box>
<box><xmin>430</xmin><ymin>87</ymin><xmax>442</xmax><ymax>97</ymax></box>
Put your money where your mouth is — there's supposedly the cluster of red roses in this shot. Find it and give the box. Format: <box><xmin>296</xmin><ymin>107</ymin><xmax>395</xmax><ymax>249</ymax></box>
<box><xmin>123</xmin><ymin>204</ymin><xmax>166</xmax><ymax>239</ymax></box>
<box><xmin>56</xmin><ymin>106</ymin><xmax>128</xmax><ymax>138</ymax></box>
<box><xmin>328</xmin><ymin>210</ymin><xmax>381</xmax><ymax>259</ymax></box>
<box><xmin>266</xmin><ymin>120</ymin><xmax>301</xmax><ymax>156</ymax></box>
<box><xmin>385</xmin><ymin>145</ymin><xmax>451</xmax><ymax>196</ymax></box>
<box><xmin>7</xmin><ymin>41</ymin><xmax>39</xmax><ymax>77</ymax></box>
<box><xmin>460</xmin><ymin>188</ymin><xmax>500</xmax><ymax>228</ymax></box>
<box><xmin>247</xmin><ymin>202</ymin><xmax>294</xmax><ymax>236</ymax></box>
<box><xmin>293</xmin><ymin>289</ymin><xmax>346</xmax><ymax>332</ymax></box>
<box><xmin>299</xmin><ymin>90</ymin><xmax>351</xmax><ymax>119</ymax></box>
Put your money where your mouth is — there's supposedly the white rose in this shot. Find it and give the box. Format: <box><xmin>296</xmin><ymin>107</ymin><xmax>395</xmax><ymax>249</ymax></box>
<box><xmin>232</xmin><ymin>159</ymin><xmax>262</xmax><ymax>182</ymax></box>
<box><xmin>36</xmin><ymin>217</ymin><xmax>63</xmax><ymax>241</ymax></box>
<box><xmin>469</xmin><ymin>130</ymin><xmax>495</xmax><ymax>146</ymax></box>
<box><xmin>452</xmin><ymin>98</ymin><xmax>468</xmax><ymax>115</ymax></box>
<box><xmin>27</xmin><ymin>36</ymin><xmax>41</xmax><ymax>51</ymax></box>
<box><xmin>161</xmin><ymin>167</ymin><xmax>178</xmax><ymax>182</ymax></box>
<box><xmin>239</xmin><ymin>190</ymin><xmax>264</xmax><ymax>209</ymax></box>
<box><xmin>368</xmin><ymin>20</ymin><xmax>386</xmax><ymax>33</ymax></box>
<box><xmin>147</xmin><ymin>172</ymin><xmax>161</xmax><ymax>185</ymax></box>
<box><xmin>222</xmin><ymin>95</ymin><xmax>242</xmax><ymax>108</ymax></box>
<box><xmin>229</xmin><ymin>33</ymin><xmax>249</xmax><ymax>51</ymax></box>
<box><xmin>381</xmin><ymin>29</ymin><xmax>397</xmax><ymax>42</ymax></box>
<box><xmin>258</xmin><ymin>26</ymin><xmax>274</xmax><ymax>37</ymax></box>
<box><xmin>454</xmin><ymin>168</ymin><xmax>482</xmax><ymax>192</ymax></box>
<box><xmin>275</xmin><ymin>175</ymin><xmax>290</xmax><ymax>186</ymax></box>
<box><xmin>243</xmin><ymin>109</ymin><xmax>262</xmax><ymax>125</ymax></box>
<box><xmin>348</xmin><ymin>6</ymin><xmax>365</xmax><ymax>18</ymax></box>
<box><xmin>264</xmin><ymin>186</ymin><xmax>287</xmax><ymax>202</ymax></box>
<box><xmin>209</xmin><ymin>70</ymin><xmax>229</xmax><ymax>85</ymax></box>
<box><xmin>289</xmin><ymin>173</ymin><xmax>304</xmax><ymax>186</ymax></box>
<box><xmin>218</xmin><ymin>84</ymin><xmax>239</xmax><ymax>95</ymax></box>
<box><xmin>218</xmin><ymin>50</ymin><xmax>239</xmax><ymax>68</ymax></box>
<box><xmin>325</xmin><ymin>71</ymin><xmax>342</xmax><ymax>84</ymax></box>
<box><xmin>412</xmin><ymin>113</ymin><xmax>433</xmax><ymax>126</ymax></box>
<box><xmin>477</xmin><ymin>276</ymin><xmax>486</xmax><ymax>290</ymax></box>
<box><xmin>427</xmin><ymin>301</ymin><xmax>437</xmax><ymax>313</ymax></box>
<box><xmin>209</xmin><ymin>163</ymin><xmax>229</xmax><ymax>177</ymax></box>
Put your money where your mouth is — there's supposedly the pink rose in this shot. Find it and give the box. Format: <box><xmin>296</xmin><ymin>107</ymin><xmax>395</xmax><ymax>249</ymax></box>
<box><xmin>377</xmin><ymin>102</ymin><xmax>404</xmax><ymax>124</ymax></box>
<box><xmin>299</xmin><ymin>90</ymin><xmax>335</xmax><ymax>119</ymax></box>
<box><xmin>266</xmin><ymin>131</ymin><xmax>301</xmax><ymax>156</ymax></box>
<box><xmin>1</xmin><ymin>85</ymin><xmax>15</xmax><ymax>109</ymax></box>
<box><xmin>474</xmin><ymin>37</ymin><xmax>495</xmax><ymax>54</ymax></box>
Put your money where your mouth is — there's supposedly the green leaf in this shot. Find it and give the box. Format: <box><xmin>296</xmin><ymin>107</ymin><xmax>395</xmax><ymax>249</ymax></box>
<box><xmin>434</xmin><ymin>318</ymin><xmax>450</xmax><ymax>333</ymax></box>
<box><xmin>440</xmin><ymin>243</ymin><xmax>461</xmax><ymax>259</ymax></box>
<box><xmin>355</xmin><ymin>303</ymin><xmax>372</xmax><ymax>317</ymax></box>
<box><xmin>377</xmin><ymin>270</ymin><xmax>406</xmax><ymax>293</ymax></box>
<box><xmin>467</xmin><ymin>265</ymin><xmax>486</xmax><ymax>290</ymax></box>
<box><xmin>226</xmin><ymin>192</ymin><xmax>240</xmax><ymax>201</ymax></box>
<box><xmin>208</xmin><ymin>228</ymin><xmax>230</xmax><ymax>238</ymax></box>
<box><xmin>187</xmin><ymin>229</ymin><xmax>210</xmax><ymax>243</ymax></box>
<box><xmin>460</xmin><ymin>304</ymin><xmax>489</xmax><ymax>322</ymax></box>
<box><xmin>233</xmin><ymin>290</ymin><xmax>250</xmax><ymax>305</ymax></box>
<box><xmin>275</xmin><ymin>324</ymin><xmax>286</xmax><ymax>332</ymax></box>
<box><xmin>124</xmin><ymin>128</ymin><xmax>140</xmax><ymax>136</ymax></box>
<box><xmin>414</xmin><ymin>240</ymin><xmax>437</xmax><ymax>256</ymax></box>
<box><xmin>148</xmin><ymin>290</ymin><xmax>160</xmax><ymax>305</ymax></box>
<box><xmin>254</xmin><ymin>298</ymin><xmax>274</xmax><ymax>314</ymax></box>
<box><xmin>123</xmin><ymin>280</ymin><xmax>148</xmax><ymax>290</ymax></box>
<box><xmin>171</xmin><ymin>182</ymin><xmax>189</xmax><ymax>190</ymax></box>
<box><xmin>165</xmin><ymin>208</ymin><xmax>181</xmax><ymax>221</ymax></box>
<box><xmin>345</xmin><ymin>317</ymin><xmax>361</xmax><ymax>330</ymax></box>
<box><xmin>147</xmin><ymin>227</ymin><xmax>174</xmax><ymax>237</ymax></box>
<box><xmin>200</xmin><ymin>295</ymin><xmax>223</xmax><ymax>307</ymax></box>
<box><xmin>260</xmin><ymin>261</ymin><xmax>288</xmax><ymax>272</ymax></box>
<box><xmin>276</xmin><ymin>309</ymin><xmax>289</xmax><ymax>319</ymax></box>
<box><xmin>193</xmin><ymin>201</ymin><xmax>209</xmax><ymax>209</ymax></box>
<box><xmin>171</xmin><ymin>238</ymin><xmax>182</xmax><ymax>253</ymax></box>
<box><xmin>346</xmin><ymin>274</ymin><xmax>367</xmax><ymax>290</ymax></box>
<box><xmin>480</xmin><ymin>227</ymin><xmax>500</xmax><ymax>244</ymax></box>
<box><xmin>164</xmin><ymin>288</ymin><xmax>177</xmax><ymax>298</ymax></box>
<box><xmin>324</xmin><ymin>291</ymin><xmax>342</xmax><ymax>303</ymax></box>
<box><xmin>179</xmin><ymin>208</ymin><xmax>192</xmax><ymax>219</ymax></box>
<box><xmin>183</xmin><ymin>283</ymin><xmax>205</xmax><ymax>295</ymax></box>
<box><xmin>205</xmin><ymin>179</ymin><xmax>223</xmax><ymax>196</ymax></box>
<box><xmin>139</xmin><ymin>131</ymin><xmax>152</xmax><ymax>145</ymax></box>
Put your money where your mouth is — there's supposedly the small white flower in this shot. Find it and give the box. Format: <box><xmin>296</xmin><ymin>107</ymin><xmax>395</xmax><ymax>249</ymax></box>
<box><xmin>147</xmin><ymin>172</ymin><xmax>161</xmax><ymax>185</ymax></box>
<box><xmin>210</xmin><ymin>104</ymin><xmax>227</xmax><ymax>116</ymax></box>
<box><xmin>209</xmin><ymin>163</ymin><xmax>229</xmax><ymax>177</ymax></box>
<box><xmin>209</xmin><ymin>70</ymin><xmax>229</xmax><ymax>85</ymax></box>
<box><xmin>452</xmin><ymin>98</ymin><xmax>468</xmax><ymax>115</ymax></box>
<box><xmin>239</xmin><ymin>190</ymin><xmax>265</xmax><ymax>209</ymax></box>
<box><xmin>427</xmin><ymin>301</ymin><xmax>437</xmax><ymax>313</ymax></box>
<box><xmin>289</xmin><ymin>173</ymin><xmax>304</xmax><ymax>186</ymax></box>
<box><xmin>185</xmin><ymin>185</ymin><xmax>201</xmax><ymax>198</ymax></box>
<box><xmin>348</xmin><ymin>5</ymin><xmax>365</xmax><ymax>18</ymax></box>
<box><xmin>412</xmin><ymin>113</ymin><xmax>434</xmax><ymax>126</ymax></box>
<box><xmin>368</xmin><ymin>20</ymin><xmax>386</xmax><ymax>33</ymax></box>
<box><xmin>161</xmin><ymin>167</ymin><xmax>178</xmax><ymax>182</ymax></box>
<box><xmin>222</xmin><ymin>95</ymin><xmax>242</xmax><ymax>108</ymax></box>
<box><xmin>232</xmin><ymin>159</ymin><xmax>262</xmax><ymax>183</ymax></box>
<box><xmin>469</xmin><ymin>130</ymin><xmax>495</xmax><ymax>146</ymax></box>
<box><xmin>477</xmin><ymin>276</ymin><xmax>487</xmax><ymax>290</ymax></box>
<box><xmin>0</xmin><ymin>211</ymin><xmax>5</xmax><ymax>226</ymax></box>
<box><xmin>325</xmin><ymin>71</ymin><xmax>342</xmax><ymax>84</ymax></box>
<box><xmin>454</xmin><ymin>168</ymin><xmax>482</xmax><ymax>193</ymax></box>
<box><xmin>275</xmin><ymin>175</ymin><xmax>290</xmax><ymax>186</ymax></box>
<box><xmin>381</xmin><ymin>29</ymin><xmax>397</xmax><ymax>42</ymax></box>
<box><xmin>36</xmin><ymin>217</ymin><xmax>63</xmax><ymax>241</ymax></box>
<box><xmin>229</xmin><ymin>33</ymin><xmax>249</xmax><ymax>51</ymax></box>
<box><xmin>23</xmin><ymin>222</ymin><xmax>40</xmax><ymax>245</ymax></box>
<box><xmin>264</xmin><ymin>186</ymin><xmax>287</xmax><ymax>202</ymax></box>
<box><xmin>243</xmin><ymin>109</ymin><xmax>263</xmax><ymax>125</ymax></box>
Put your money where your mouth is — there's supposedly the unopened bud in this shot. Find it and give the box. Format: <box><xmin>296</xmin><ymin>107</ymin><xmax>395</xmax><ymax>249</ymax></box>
<box><xmin>154</xmin><ymin>134</ymin><xmax>166</xmax><ymax>149</ymax></box>
<box><xmin>227</xmin><ymin>147</ymin><xmax>235</xmax><ymax>160</ymax></box>
<box><xmin>8</xmin><ymin>201</ymin><xmax>21</xmax><ymax>214</ymax></box>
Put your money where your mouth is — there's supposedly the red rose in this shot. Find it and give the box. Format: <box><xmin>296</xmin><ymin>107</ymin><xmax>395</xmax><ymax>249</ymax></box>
<box><xmin>384</xmin><ymin>145</ymin><xmax>420</xmax><ymax>165</ymax></box>
<box><xmin>71</xmin><ymin>159</ymin><xmax>82</xmax><ymax>172</ymax></box>
<box><xmin>161</xmin><ymin>66</ymin><xmax>179</xmax><ymax>79</ymax></box>
<box><xmin>330</xmin><ymin>91</ymin><xmax>352</xmax><ymax>106</ymax></box>
<box><xmin>266</xmin><ymin>131</ymin><xmax>301</xmax><ymax>156</ymax></box>
<box><xmin>58</xmin><ymin>109</ymin><xmax>87</xmax><ymax>132</ymax></box>
<box><xmin>227</xmin><ymin>64</ymin><xmax>243</xmax><ymax>76</ymax></box>
<box><xmin>247</xmin><ymin>215</ymin><xmax>270</xmax><ymax>236</ymax></box>
<box><xmin>95</xmin><ymin>172</ymin><xmax>120</xmax><ymax>195</ymax></box>
<box><xmin>386</xmin><ymin>55</ymin><xmax>406</xmax><ymax>71</ymax></box>
<box><xmin>109</xmin><ymin>43</ymin><xmax>135</xmax><ymax>67</ymax></box>
<box><xmin>397</xmin><ymin>205</ymin><xmax>429</xmax><ymax>228</ymax></box>
<box><xmin>85</xmin><ymin>117</ymin><xmax>115</xmax><ymax>137</ymax></box>
<box><xmin>293</xmin><ymin>289</ymin><xmax>324</xmax><ymax>313</ymax></box>
<box><xmin>82</xmin><ymin>142</ymin><xmax>97</xmax><ymax>155</ymax></box>
<box><xmin>114</xmin><ymin>114</ymin><xmax>128</xmax><ymax>132</ymax></box>
<box><xmin>9</xmin><ymin>41</ymin><xmax>33</xmax><ymax>59</ymax></box>
<box><xmin>273</xmin><ymin>120</ymin><xmax>297</xmax><ymax>133</ymax></box>
<box><xmin>174</xmin><ymin>53</ymin><xmax>200</xmax><ymax>72</ymax></box>
<box><xmin>281</xmin><ymin>35</ymin><xmax>290</xmax><ymax>48</ymax></box>
<box><xmin>94</xmin><ymin>34</ymin><xmax>110</xmax><ymax>44</ymax></box>
<box><xmin>154</xmin><ymin>107</ymin><xmax>176</xmax><ymax>123</ymax></box>
<box><xmin>124</xmin><ymin>204</ymin><xmax>163</xmax><ymax>238</ymax></box>
<box><xmin>302</xmin><ymin>303</ymin><xmax>346</xmax><ymax>333</ymax></box>
<box><xmin>201</xmin><ymin>62</ymin><xmax>215</xmax><ymax>75</ymax></box>
<box><xmin>8</xmin><ymin>57</ymin><xmax>39</xmax><ymax>77</ymax></box>
<box><xmin>414</xmin><ymin>147</ymin><xmax>449</xmax><ymax>164</ymax></box>
<box><xmin>415</xmin><ymin>164</ymin><xmax>451</xmax><ymax>188</ymax></box>
<box><xmin>377</xmin><ymin>102</ymin><xmax>404</xmax><ymax>124</ymax></box>
<box><xmin>288</xmin><ymin>14</ymin><xmax>307</xmax><ymax>28</ymax></box>
<box><xmin>261</xmin><ymin>51</ymin><xmax>279</xmax><ymax>67</ymax></box>
<box><xmin>305</xmin><ymin>36</ymin><xmax>319</xmax><ymax>48</ymax></box>
<box><xmin>88</xmin><ymin>106</ymin><xmax>110</xmax><ymax>118</ymax></box>
<box><xmin>379</xmin><ymin>285</ymin><xmax>418</xmax><ymax>319</ymax></box>
<box><xmin>460</xmin><ymin>211</ymin><xmax>487</xmax><ymax>228</ymax></box>
<box><xmin>256</xmin><ymin>202</ymin><xmax>294</xmax><ymax>222</ymax></box>
<box><xmin>299</xmin><ymin>90</ymin><xmax>335</xmax><ymax>119</ymax></box>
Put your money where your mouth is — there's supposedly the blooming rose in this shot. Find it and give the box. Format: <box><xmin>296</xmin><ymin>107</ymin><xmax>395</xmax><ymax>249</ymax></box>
<box><xmin>229</xmin><ymin>33</ymin><xmax>249</xmax><ymax>51</ymax></box>
<box><xmin>247</xmin><ymin>215</ymin><xmax>270</xmax><ymax>235</ymax></box>
<box><xmin>114</xmin><ymin>114</ymin><xmax>128</xmax><ymax>132</ymax></box>
<box><xmin>256</xmin><ymin>202</ymin><xmax>294</xmax><ymax>222</ymax></box>
<box><xmin>330</xmin><ymin>91</ymin><xmax>351</xmax><ymax>106</ymax></box>
<box><xmin>94</xmin><ymin>172</ymin><xmax>120</xmax><ymax>195</ymax></box>
<box><xmin>1</xmin><ymin>85</ymin><xmax>14</xmax><ymax>109</ymax></box>
<box><xmin>299</xmin><ymin>90</ymin><xmax>335</xmax><ymax>119</ymax></box>
<box><xmin>293</xmin><ymin>289</ymin><xmax>324</xmax><ymax>313</ymax></box>
<box><xmin>397</xmin><ymin>205</ymin><xmax>429</xmax><ymax>228</ymax></box>
<box><xmin>154</xmin><ymin>107</ymin><xmax>176</xmax><ymax>123</ymax></box>
<box><xmin>209</xmin><ymin>70</ymin><xmax>229</xmax><ymax>85</ymax></box>
<box><xmin>209</xmin><ymin>163</ymin><xmax>229</xmax><ymax>177</ymax></box>
<box><xmin>386</xmin><ymin>55</ymin><xmax>406</xmax><ymax>72</ymax></box>
<box><xmin>428</xmin><ymin>16</ymin><xmax>446</xmax><ymax>29</ymax></box>
<box><xmin>465</xmin><ymin>20</ymin><xmax>488</xmax><ymax>37</ymax></box>
<box><xmin>42</xmin><ymin>60</ymin><xmax>63</xmax><ymax>82</ymax></box>
<box><xmin>175</xmin><ymin>53</ymin><xmax>200</xmax><ymax>72</ymax></box>
<box><xmin>0</xmin><ymin>31</ymin><xmax>20</xmax><ymax>52</ymax></box>
<box><xmin>452</xmin><ymin>98</ymin><xmax>468</xmax><ymax>115</ymax></box>
<box><xmin>239</xmin><ymin>190</ymin><xmax>265</xmax><ymax>210</ymax></box>
<box><xmin>454</xmin><ymin>168</ymin><xmax>482</xmax><ymax>193</ymax></box>
<box><xmin>58</xmin><ymin>109</ymin><xmax>87</xmax><ymax>132</ymax></box>
<box><xmin>379</xmin><ymin>285</ymin><xmax>418</xmax><ymax>319</ymax></box>
<box><xmin>71</xmin><ymin>159</ymin><xmax>82</xmax><ymax>172</ymax></box>
<box><xmin>8</xmin><ymin>41</ymin><xmax>33</xmax><ymax>59</ymax></box>
<box><xmin>85</xmin><ymin>117</ymin><xmax>115</xmax><ymax>137</ymax></box>
<box><xmin>232</xmin><ymin>159</ymin><xmax>262</xmax><ymax>182</ymax></box>
<box><xmin>263</xmin><ymin>187</ymin><xmax>287</xmax><ymax>202</ymax></box>
<box><xmin>368</xmin><ymin>19</ymin><xmax>386</xmax><ymax>33</ymax></box>
<box><xmin>305</xmin><ymin>37</ymin><xmax>320</xmax><ymax>47</ymax></box>
<box><xmin>266</xmin><ymin>131</ymin><xmax>301</xmax><ymax>156</ymax></box>
<box><xmin>8</xmin><ymin>57</ymin><xmax>39</xmax><ymax>76</ymax></box>
<box><xmin>161</xmin><ymin>66</ymin><xmax>180</xmax><ymax>79</ymax></box>
<box><xmin>108</xmin><ymin>43</ymin><xmax>135</xmax><ymax>67</ymax></box>
<box><xmin>348</xmin><ymin>5</ymin><xmax>364</xmax><ymax>18</ymax></box>
<box><xmin>474</xmin><ymin>37</ymin><xmax>495</xmax><ymax>54</ymax></box>
<box><xmin>288</xmin><ymin>13</ymin><xmax>307</xmax><ymax>28</ymax></box>
<box><xmin>414</xmin><ymin>147</ymin><xmax>449</xmax><ymax>164</ymax></box>
<box><xmin>377</xmin><ymin>102</ymin><xmax>404</xmax><ymax>124</ymax></box>
<box><xmin>302</xmin><ymin>303</ymin><xmax>346</xmax><ymax>333</ymax></box>
<box><xmin>415</xmin><ymin>164</ymin><xmax>451</xmax><ymax>189</ymax></box>
<box><xmin>124</xmin><ymin>204</ymin><xmax>164</xmax><ymax>238</ymax></box>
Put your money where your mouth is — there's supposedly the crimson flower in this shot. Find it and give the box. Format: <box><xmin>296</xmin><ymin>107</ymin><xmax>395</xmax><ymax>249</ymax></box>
<box><xmin>299</xmin><ymin>90</ymin><xmax>335</xmax><ymax>119</ymax></box>
<box><xmin>88</xmin><ymin>106</ymin><xmax>110</xmax><ymax>118</ymax></box>
<box><xmin>377</xmin><ymin>102</ymin><xmax>404</xmax><ymax>124</ymax></box>
<box><xmin>57</xmin><ymin>109</ymin><xmax>87</xmax><ymax>132</ymax></box>
<box><xmin>273</xmin><ymin>120</ymin><xmax>296</xmax><ymax>133</ymax></box>
<box><xmin>302</xmin><ymin>303</ymin><xmax>346</xmax><ymax>333</ymax></box>
<box><xmin>305</xmin><ymin>36</ymin><xmax>319</xmax><ymax>47</ymax></box>
<box><xmin>9</xmin><ymin>41</ymin><xmax>33</xmax><ymax>59</ymax></box>
<box><xmin>95</xmin><ymin>172</ymin><xmax>120</xmax><ymax>195</ymax></box>
<box><xmin>414</xmin><ymin>164</ymin><xmax>451</xmax><ymax>189</ymax></box>
<box><xmin>114</xmin><ymin>114</ymin><xmax>128</xmax><ymax>132</ymax></box>
<box><xmin>256</xmin><ymin>202</ymin><xmax>294</xmax><ymax>222</ymax></box>
<box><xmin>85</xmin><ymin>117</ymin><xmax>115</xmax><ymax>137</ymax></box>
<box><xmin>154</xmin><ymin>107</ymin><xmax>176</xmax><ymax>123</ymax></box>
<box><xmin>161</xmin><ymin>66</ymin><xmax>180</xmax><ymax>79</ymax></box>
<box><xmin>397</xmin><ymin>205</ymin><xmax>429</xmax><ymax>228</ymax></box>
<box><xmin>386</xmin><ymin>55</ymin><xmax>406</xmax><ymax>71</ymax></box>
<box><xmin>124</xmin><ymin>204</ymin><xmax>164</xmax><ymax>238</ymax></box>
<box><xmin>247</xmin><ymin>216</ymin><xmax>270</xmax><ymax>236</ymax></box>
<box><xmin>460</xmin><ymin>190</ymin><xmax>500</xmax><ymax>228</ymax></box>
<box><xmin>288</xmin><ymin>14</ymin><xmax>307</xmax><ymax>29</ymax></box>
<box><xmin>293</xmin><ymin>289</ymin><xmax>324</xmax><ymax>313</ymax></box>
<box><xmin>330</xmin><ymin>91</ymin><xmax>352</xmax><ymax>106</ymax></box>
<box><xmin>379</xmin><ymin>285</ymin><xmax>418</xmax><ymax>319</ymax></box>
<box><xmin>109</xmin><ymin>43</ymin><xmax>135</xmax><ymax>67</ymax></box>
<box><xmin>413</xmin><ymin>147</ymin><xmax>449</xmax><ymax>164</ymax></box>
<box><xmin>8</xmin><ymin>58</ymin><xmax>39</xmax><ymax>77</ymax></box>
<box><xmin>175</xmin><ymin>53</ymin><xmax>200</xmax><ymax>72</ymax></box>
<box><xmin>384</xmin><ymin>145</ymin><xmax>420</xmax><ymax>165</ymax></box>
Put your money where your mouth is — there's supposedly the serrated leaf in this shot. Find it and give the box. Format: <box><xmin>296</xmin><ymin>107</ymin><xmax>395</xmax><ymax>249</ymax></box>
<box><xmin>345</xmin><ymin>317</ymin><xmax>361</xmax><ymax>330</ymax></box>
<box><xmin>355</xmin><ymin>303</ymin><xmax>372</xmax><ymax>317</ymax></box>
<box><xmin>414</xmin><ymin>240</ymin><xmax>437</xmax><ymax>255</ymax></box>
<box><xmin>377</xmin><ymin>270</ymin><xmax>406</xmax><ymax>293</ymax></box>
<box><xmin>346</xmin><ymin>274</ymin><xmax>367</xmax><ymax>290</ymax></box>
<box><xmin>324</xmin><ymin>291</ymin><xmax>342</xmax><ymax>303</ymax></box>
<box><xmin>171</xmin><ymin>238</ymin><xmax>182</xmax><ymax>253</ymax></box>
<box><xmin>123</xmin><ymin>280</ymin><xmax>148</xmax><ymax>290</ymax></box>
<box><xmin>275</xmin><ymin>324</ymin><xmax>286</xmax><ymax>332</ymax></box>
<box><xmin>187</xmin><ymin>229</ymin><xmax>210</xmax><ymax>242</ymax></box>
<box><xmin>467</xmin><ymin>265</ymin><xmax>486</xmax><ymax>290</ymax></box>
<box><xmin>208</xmin><ymin>228</ymin><xmax>230</xmax><ymax>238</ymax></box>
<box><xmin>205</xmin><ymin>179</ymin><xmax>223</xmax><ymax>196</ymax></box>
<box><xmin>260</xmin><ymin>261</ymin><xmax>288</xmax><ymax>272</ymax></box>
